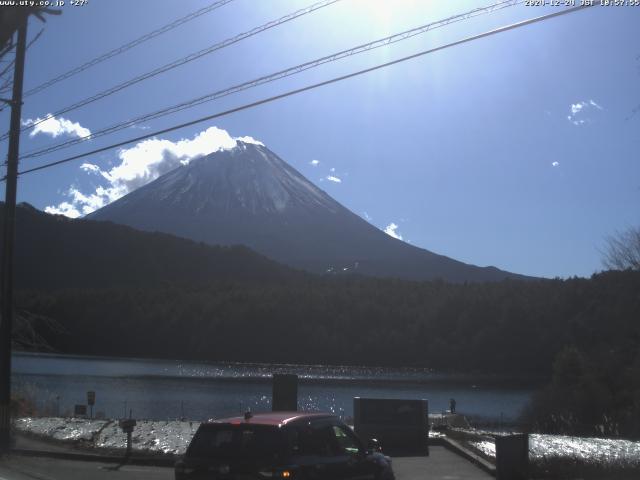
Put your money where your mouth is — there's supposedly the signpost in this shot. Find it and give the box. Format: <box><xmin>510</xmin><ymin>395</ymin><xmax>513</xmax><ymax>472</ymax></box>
<box><xmin>119</xmin><ymin>410</ymin><xmax>136</xmax><ymax>458</ymax></box>
<box><xmin>87</xmin><ymin>391</ymin><xmax>95</xmax><ymax>419</ymax></box>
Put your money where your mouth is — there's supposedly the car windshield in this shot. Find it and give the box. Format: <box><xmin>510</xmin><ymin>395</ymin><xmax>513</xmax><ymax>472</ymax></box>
<box><xmin>187</xmin><ymin>425</ymin><xmax>283</xmax><ymax>460</ymax></box>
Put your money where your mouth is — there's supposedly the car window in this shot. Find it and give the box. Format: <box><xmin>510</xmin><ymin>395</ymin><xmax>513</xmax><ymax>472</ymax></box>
<box><xmin>331</xmin><ymin>425</ymin><xmax>362</xmax><ymax>455</ymax></box>
<box><xmin>187</xmin><ymin>425</ymin><xmax>281</xmax><ymax>460</ymax></box>
<box><xmin>288</xmin><ymin>425</ymin><xmax>334</xmax><ymax>457</ymax></box>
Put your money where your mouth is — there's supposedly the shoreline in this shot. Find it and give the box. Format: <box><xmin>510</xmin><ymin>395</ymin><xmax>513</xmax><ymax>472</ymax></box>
<box><xmin>12</xmin><ymin>350</ymin><xmax>549</xmax><ymax>386</ymax></box>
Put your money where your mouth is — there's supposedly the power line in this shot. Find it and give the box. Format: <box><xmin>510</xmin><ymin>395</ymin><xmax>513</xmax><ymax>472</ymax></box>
<box><xmin>4</xmin><ymin>0</ymin><xmax>341</xmax><ymax>142</ymax></box>
<box><xmin>13</xmin><ymin>3</ymin><xmax>594</xmax><ymax>179</ymax></box>
<box><xmin>22</xmin><ymin>0</ymin><xmax>235</xmax><ymax>98</ymax></box>
<box><xmin>21</xmin><ymin>0</ymin><xmax>522</xmax><ymax>160</ymax></box>
<box><xmin>0</xmin><ymin>28</ymin><xmax>44</xmax><ymax>111</ymax></box>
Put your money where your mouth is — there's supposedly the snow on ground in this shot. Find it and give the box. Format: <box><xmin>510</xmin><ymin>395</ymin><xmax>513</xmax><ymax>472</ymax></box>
<box><xmin>16</xmin><ymin>417</ymin><xmax>640</xmax><ymax>466</ymax></box>
<box><xmin>529</xmin><ymin>433</ymin><xmax>640</xmax><ymax>468</ymax></box>
<box><xmin>95</xmin><ymin>420</ymin><xmax>199</xmax><ymax>455</ymax></box>
<box><xmin>471</xmin><ymin>439</ymin><xmax>496</xmax><ymax>458</ymax></box>
<box><xmin>15</xmin><ymin>417</ymin><xmax>108</xmax><ymax>442</ymax></box>
<box><xmin>16</xmin><ymin>417</ymin><xmax>199</xmax><ymax>456</ymax></box>
<box><xmin>469</xmin><ymin>432</ymin><xmax>640</xmax><ymax>468</ymax></box>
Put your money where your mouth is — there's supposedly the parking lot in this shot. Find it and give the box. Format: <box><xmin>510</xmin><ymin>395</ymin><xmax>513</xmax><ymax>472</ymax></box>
<box><xmin>0</xmin><ymin>447</ymin><xmax>492</xmax><ymax>480</ymax></box>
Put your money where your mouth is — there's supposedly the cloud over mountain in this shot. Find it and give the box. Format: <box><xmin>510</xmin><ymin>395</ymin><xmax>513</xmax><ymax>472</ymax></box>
<box><xmin>384</xmin><ymin>222</ymin><xmax>403</xmax><ymax>240</ymax></box>
<box><xmin>45</xmin><ymin>126</ymin><xmax>263</xmax><ymax>218</ymax></box>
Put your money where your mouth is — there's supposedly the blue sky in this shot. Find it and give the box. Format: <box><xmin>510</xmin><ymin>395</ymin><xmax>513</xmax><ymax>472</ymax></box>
<box><xmin>1</xmin><ymin>0</ymin><xmax>638</xmax><ymax>279</ymax></box>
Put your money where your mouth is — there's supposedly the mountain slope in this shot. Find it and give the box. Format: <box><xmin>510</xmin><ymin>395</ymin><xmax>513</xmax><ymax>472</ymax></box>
<box><xmin>88</xmin><ymin>141</ymin><xmax>527</xmax><ymax>282</ymax></box>
<box><xmin>2</xmin><ymin>202</ymin><xmax>298</xmax><ymax>290</ymax></box>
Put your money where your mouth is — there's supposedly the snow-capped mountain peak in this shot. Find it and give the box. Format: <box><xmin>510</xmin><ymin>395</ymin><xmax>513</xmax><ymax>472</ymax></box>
<box><xmin>88</xmin><ymin>141</ymin><xmax>526</xmax><ymax>282</ymax></box>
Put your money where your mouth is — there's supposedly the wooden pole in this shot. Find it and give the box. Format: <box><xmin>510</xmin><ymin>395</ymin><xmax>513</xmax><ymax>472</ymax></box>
<box><xmin>0</xmin><ymin>17</ymin><xmax>27</xmax><ymax>453</ymax></box>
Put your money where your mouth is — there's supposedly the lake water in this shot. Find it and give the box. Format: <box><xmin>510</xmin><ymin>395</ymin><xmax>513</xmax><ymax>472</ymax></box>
<box><xmin>12</xmin><ymin>352</ymin><xmax>539</xmax><ymax>422</ymax></box>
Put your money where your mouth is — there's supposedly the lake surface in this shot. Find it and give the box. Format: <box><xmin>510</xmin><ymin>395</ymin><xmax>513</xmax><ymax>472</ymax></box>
<box><xmin>12</xmin><ymin>352</ymin><xmax>538</xmax><ymax>422</ymax></box>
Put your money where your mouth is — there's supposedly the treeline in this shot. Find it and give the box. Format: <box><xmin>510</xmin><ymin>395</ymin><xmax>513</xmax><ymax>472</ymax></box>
<box><xmin>524</xmin><ymin>344</ymin><xmax>640</xmax><ymax>438</ymax></box>
<box><xmin>4</xmin><ymin>203</ymin><xmax>300</xmax><ymax>290</ymax></box>
<box><xmin>15</xmin><ymin>270</ymin><xmax>640</xmax><ymax>376</ymax></box>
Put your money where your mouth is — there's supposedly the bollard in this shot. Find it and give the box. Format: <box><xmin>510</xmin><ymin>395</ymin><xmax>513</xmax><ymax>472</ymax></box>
<box><xmin>496</xmin><ymin>433</ymin><xmax>529</xmax><ymax>480</ymax></box>
<box><xmin>272</xmin><ymin>374</ymin><xmax>298</xmax><ymax>411</ymax></box>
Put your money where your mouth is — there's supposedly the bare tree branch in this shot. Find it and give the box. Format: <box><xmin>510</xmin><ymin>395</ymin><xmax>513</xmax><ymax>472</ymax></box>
<box><xmin>0</xmin><ymin>42</ymin><xmax>14</xmax><ymax>63</ymax></box>
<box><xmin>602</xmin><ymin>226</ymin><xmax>640</xmax><ymax>271</ymax></box>
<box><xmin>11</xmin><ymin>310</ymin><xmax>64</xmax><ymax>352</ymax></box>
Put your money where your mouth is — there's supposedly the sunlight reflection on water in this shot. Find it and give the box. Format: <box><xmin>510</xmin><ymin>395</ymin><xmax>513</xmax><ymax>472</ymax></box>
<box><xmin>12</xmin><ymin>353</ymin><xmax>535</xmax><ymax>421</ymax></box>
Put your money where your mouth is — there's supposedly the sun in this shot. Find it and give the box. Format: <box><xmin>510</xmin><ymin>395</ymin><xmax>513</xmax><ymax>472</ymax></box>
<box><xmin>345</xmin><ymin>0</ymin><xmax>438</xmax><ymax>37</ymax></box>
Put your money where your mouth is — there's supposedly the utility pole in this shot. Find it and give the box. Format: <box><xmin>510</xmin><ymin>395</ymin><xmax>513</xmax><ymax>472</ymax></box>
<box><xmin>0</xmin><ymin>17</ymin><xmax>28</xmax><ymax>453</ymax></box>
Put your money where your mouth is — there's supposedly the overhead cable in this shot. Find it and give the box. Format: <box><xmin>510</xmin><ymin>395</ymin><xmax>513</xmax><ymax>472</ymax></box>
<box><xmin>12</xmin><ymin>4</ymin><xmax>594</xmax><ymax>179</ymax></box>
<box><xmin>4</xmin><ymin>0</ymin><xmax>341</xmax><ymax>141</ymax></box>
<box><xmin>22</xmin><ymin>0</ymin><xmax>235</xmax><ymax>98</ymax></box>
<box><xmin>21</xmin><ymin>0</ymin><xmax>521</xmax><ymax>160</ymax></box>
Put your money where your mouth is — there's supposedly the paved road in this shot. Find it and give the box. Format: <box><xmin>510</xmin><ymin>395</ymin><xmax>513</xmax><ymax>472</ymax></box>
<box><xmin>393</xmin><ymin>447</ymin><xmax>493</xmax><ymax>480</ymax></box>
<box><xmin>0</xmin><ymin>448</ymin><xmax>492</xmax><ymax>480</ymax></box>
<box><xmin>0</xmin><ymin>455</ymin><xmax>172</xmax><ymax>480</ymax></box>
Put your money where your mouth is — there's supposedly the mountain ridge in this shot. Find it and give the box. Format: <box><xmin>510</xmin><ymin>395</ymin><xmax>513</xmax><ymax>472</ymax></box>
<box><xmin>87</xmin><ymin>141</ymin><xmax>530</xmax><ymax>282</ymax></box>
<box><xmin>2</xmin><ymin>201</ymin><xmax>300</xmax><ymax>291</ymax></box>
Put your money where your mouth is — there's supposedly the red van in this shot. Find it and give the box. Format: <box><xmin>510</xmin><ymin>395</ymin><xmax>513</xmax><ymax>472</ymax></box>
<box><xmin>175</xmin><ymin>411</ymin><xmax>395</xmax><ymax>480</ymax></box>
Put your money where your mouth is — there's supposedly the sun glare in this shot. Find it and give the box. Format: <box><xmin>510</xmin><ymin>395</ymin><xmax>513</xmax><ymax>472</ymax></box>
<box><xmin>349</xmin><ymin>0</ymin><xmax>422</xmax><ymax>35</ymax></box>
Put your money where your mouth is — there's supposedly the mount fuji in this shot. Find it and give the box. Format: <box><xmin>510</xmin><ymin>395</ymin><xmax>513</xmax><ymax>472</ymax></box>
<box><xmin>88</xmin><ymin>141</ymin><xmax>526</xmax><ymax>282</ymax></box>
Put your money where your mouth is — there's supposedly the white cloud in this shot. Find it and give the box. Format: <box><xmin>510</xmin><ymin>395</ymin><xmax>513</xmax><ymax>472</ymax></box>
<box><xmin>80</xmin><ymin>163</ymin><xmax>100</xmax><ymax>174</ymax></box>
<box><xmin>589</xmin><ymin>99</ymin><xmax>603</xmax><ymax>110</ymax></box>
<box><xmin>310</xmin><ymin>159</ymin><xmax>320</xmax><ymax>166</ymax></box>
<box><xmin>44</xmin><ymin>126</ymin><xmax>262</xmax><ymax>217</ymax></box>
<box><xmin>330</xmin><ymin>167</ymin><xmax>336</xmax><ymax>172</ymax></box>
<box><xmin>362</xmin><ymin>211</ymin><xmax>372</xmax><ymax>221</ymax></box>
<box><xmin>384</xmin><ymin>222</ymin><xmax>403</xmax><ymax>240</ymax></box>
<box><xmin>68</xmin><ymin>187</ymin><xmax>110</xmax><ymax>215</ymax></box>
<box><xmin>552</xmin><ymin>161</ymin><xmax>559</xmax><ymax>167</ymax></box>
<box><xmin>567</xmin><ymin>99</ymin><xmax>603</xmax><ymax>126</ymax></box>
<box><xmin>570</xmin><ymin>103</ymin><xmax>585</xmax><ymax>115</ymax></box>
<box><xmin>326</xmin><ymin>175</ymin><xmax>342</xmax><ymax>183</ymax></box>
<box><xmin>22</xmin><ymin>114</ymin><xmax>91</xmax><ymax>139</ymax></box>
<box><xmin>44</xmin><ymin>202</ymin><xmax>81</xmax><ymax>218</ymax></box>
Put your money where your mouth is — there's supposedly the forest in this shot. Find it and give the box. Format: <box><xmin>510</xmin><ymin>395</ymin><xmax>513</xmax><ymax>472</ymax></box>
<box><xmin>14</xmin><ymin>270</ymin><xmax>638</xmax><ymax>372</ymax></box>
<box><xmin>14</xmin><ymin>270</ymin><xmax>640</xmax><ymax>436</ymax></box>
